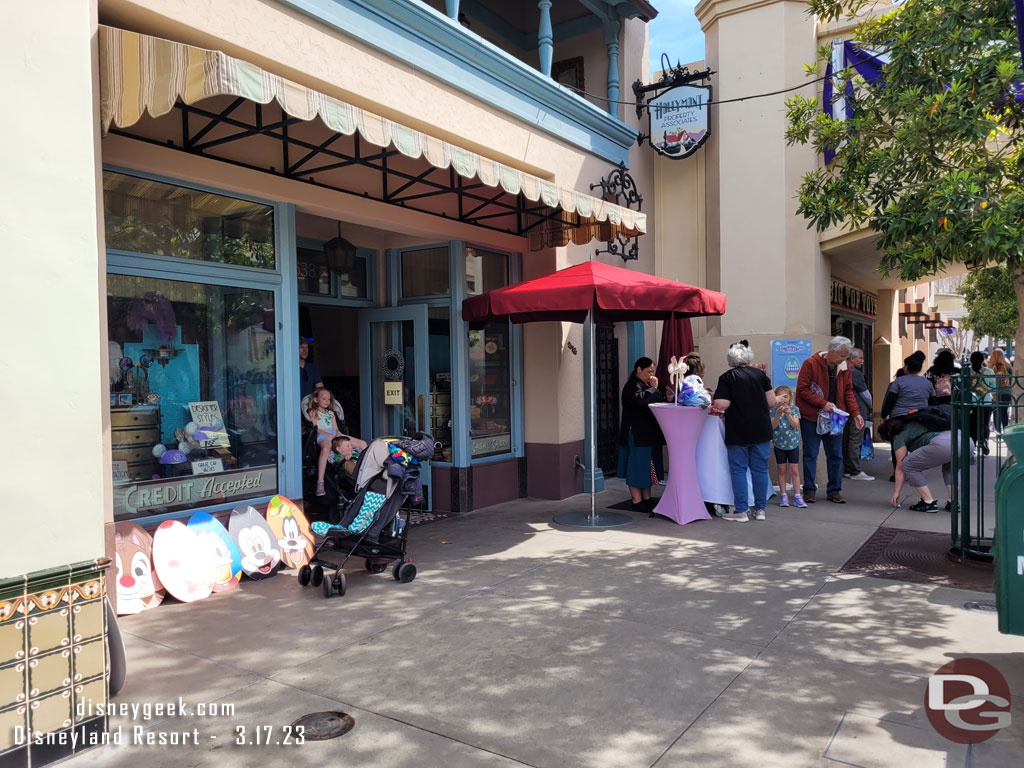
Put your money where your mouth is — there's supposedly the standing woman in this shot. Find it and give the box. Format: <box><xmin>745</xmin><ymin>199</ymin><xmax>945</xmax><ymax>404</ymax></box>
<box><xmin>989</xmin><ymin>348</ymin><xmax>1013</xmax><ymax>432</ymax></box>
<box><xmin>712</xmin><ymin>341</ymin><xmax>776</xmax><ymax>521</ymax></box>
<box><xmin>969</xmin><ymin>351</ymin><xmax>997</xmax><ymax>455</ymax></box>
<box><xmin>618</xmin><ymin>357</ymin><xmax>666</xmax><ymax>512</ymax></box>
<box><xmin>926</xmin><ymin>348</ymin><xmax>957</xmax><ymax>405</ymax></box>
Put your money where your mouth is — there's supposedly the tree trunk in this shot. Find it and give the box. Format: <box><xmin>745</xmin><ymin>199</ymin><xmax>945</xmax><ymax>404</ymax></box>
<box><xmin>1014</xmin><ymin>266</ymin><xmax>1024</xmax><ymax>373</ymax></box>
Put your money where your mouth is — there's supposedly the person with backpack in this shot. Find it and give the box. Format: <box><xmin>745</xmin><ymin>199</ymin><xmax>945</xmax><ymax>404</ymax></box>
<box><xmin>969</xmin><ymin>351</ymin><xmax>997</xmax><ymax>455</ymax></box>
<box><xmin>882</xmin><ymin>407</ymin><xmax>967</xmax><ymax>512</ymax></box>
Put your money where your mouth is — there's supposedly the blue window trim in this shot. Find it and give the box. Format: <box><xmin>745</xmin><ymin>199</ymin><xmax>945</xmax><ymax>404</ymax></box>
<box><xmin>458</xmin><ymin>240</ymin><xmax>524</xmax><ymax>465</ymax></box>
<box><xmin>389</xmin><ymin>239</ymin><xmax>523</xmax><ymax>466</ymax></box>
<box><xmin>296</xmin><ymin>236</ymin><xmax>378</xmax><ymax>307</ymax></box>
<box><xmin>103</xmin><ymin>164</ymin><xmax>283</xmax><ymax>276</ymax></box>
<box><xmin>394</xmin><ymin>243</ymin><xmax>454</xmax><ymax>300</ymax></box>
<box><xmin>106</xmin><ymin>250</ymin><xmax>282</xmax><ymax>286</ymax></box>
<box><xmin>274</xmin><ymin>0</ymin><xmax>636</xmax><ymax>165</ymax></box>
<box><xmin>102</xmin><ymin>165</ymin><xmax>303</xmax><ymax>522</ymax></box>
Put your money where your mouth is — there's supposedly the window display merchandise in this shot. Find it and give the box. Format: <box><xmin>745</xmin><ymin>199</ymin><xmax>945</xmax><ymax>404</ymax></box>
<box><xmin>108</xmin><ymin>275</ymin><xmax>278</xmax><ymax>519</ymax></box>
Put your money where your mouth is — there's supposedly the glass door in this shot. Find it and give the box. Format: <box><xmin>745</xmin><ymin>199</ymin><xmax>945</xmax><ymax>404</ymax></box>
<box><xmin>358</xmin><ymin>304</ymin><xmax>431</xmax><ymax>506</ymax></box>
<box><xmin>359</xmin><ymin>305</ymin><xmax>430</xmax><ymax>438</ymax></box>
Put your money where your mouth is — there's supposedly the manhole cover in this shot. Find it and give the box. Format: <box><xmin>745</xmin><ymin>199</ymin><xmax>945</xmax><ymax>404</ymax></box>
<box><xmin>291</xmin><ymin>711</ymin><xmax>355</xmax><ymax>741</ymax></box>
<box><xmin>963</xmin><ymin>600</ymin><xmax>997</xmax><ymax>612</ymax></box>
<box><xmin>839</xmin><ymin>528</ymin><xmax>994</xmax><ymax>591</ymax></box>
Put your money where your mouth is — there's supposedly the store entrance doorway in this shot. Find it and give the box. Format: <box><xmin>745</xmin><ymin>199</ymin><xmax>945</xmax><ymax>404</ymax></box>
<box><xmin>298</xmin><ymin>304</ymin><xmax>363</xmax><ymax>441</ymax></box>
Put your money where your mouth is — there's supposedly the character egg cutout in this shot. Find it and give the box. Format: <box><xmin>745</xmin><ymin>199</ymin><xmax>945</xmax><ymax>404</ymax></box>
<box><xmin>187</xmin><ymin>512</ymin><xmax>242</xmax><ymax>593</ymax></box>
<box><xmin>152</xmin><ymin>520</ymin><xmax>215</xmax><ymax>603</ymax></box>
<box><xmin>114</xmin><ymin>521</ymin><xmax>165</xmax><ymax>615</ymax></box>
<box><xmin>228</xmin><ymin>505</ymin><xmax>282</xmax><ymax>580</ymax></box>
<box><xmin>265</xmin><ymin>495</ymin><xmax>315</xmax><ymax>570</ymax></box>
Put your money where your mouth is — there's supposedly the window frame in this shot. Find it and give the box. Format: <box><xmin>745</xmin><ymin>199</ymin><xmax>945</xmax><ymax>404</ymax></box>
<box><xmin>102</xmin><ymin>165</ymin><xmax>295</xmax><ymax>524</ymax></box>
<box><xmin>295</xmin><ymin>235</ymin><xmax>377</xmax><ymax>307</ymax></box>
<box><xmin>392</xmin><ymin>240</ymin><xmax>523</xmax><ymax>467</ymax></box>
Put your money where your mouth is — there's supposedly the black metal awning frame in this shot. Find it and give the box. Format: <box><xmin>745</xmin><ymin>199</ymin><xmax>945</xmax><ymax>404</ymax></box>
<box><xmin>109</xmin><ymin>99</ymin><xmax>576</xmax><ymax>237</ymax></box>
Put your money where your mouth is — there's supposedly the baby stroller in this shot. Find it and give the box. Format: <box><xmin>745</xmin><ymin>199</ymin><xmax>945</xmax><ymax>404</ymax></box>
<box><xmin>299</xmin><ymin>394</ymin><xmax>356</xmax><ymax>519</ymax></box>
<box><xmin>298</xmin><ymin>432</ymin><xmax>435</xmax><ymax>598</ymax></box>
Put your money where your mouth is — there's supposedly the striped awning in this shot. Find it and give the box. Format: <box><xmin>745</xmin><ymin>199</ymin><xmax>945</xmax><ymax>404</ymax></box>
<box><xmin>98</xmin><ymin>25</ymin><xmax>646</xmax><ymax>247</ymax></box>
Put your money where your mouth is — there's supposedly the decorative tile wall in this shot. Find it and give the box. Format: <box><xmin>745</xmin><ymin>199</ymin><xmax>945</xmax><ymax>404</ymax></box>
<box><xmin>0</xmin><ymin>560</ymin><xmax>109</xmax><ymax>768</ymax></box>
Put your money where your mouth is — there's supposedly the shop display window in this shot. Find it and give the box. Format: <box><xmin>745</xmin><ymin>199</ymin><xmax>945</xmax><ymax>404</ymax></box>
<box><xmin>103</xmin><ymin>171</ymin><xmax>275</xmax><ymax>269</ymax></box>
<box><xmin>401</xmin><ymin>246</ymin><xmax>449</xmax><ymax>297</ymax></box>
<box><xmin>428</xmin><ymin>307</ymin><xmax>453</xmax><ymax>462</ymax></box>
<box><xmin>465</xmin><ymin>247</ymin><xmax>509</xmax><ymax>296</ymax></box>
<box><xmin>296</xmin><ymin>247</ymin><xmax>331</xmax><ymax>295</ymax></box>
<box><xmin>297</xmin><ymin>246</ymin><xmax>368</xmax><ymax>299</ymax></box>
<box><xmin>107</xmin><ymin>274</ymin><xmax>278</xmax><ymax>519</ymax></box>
<box><xmin>468</xmin><ymin>322</ymin><xmax>512</xmax><ymax>458</ymax></box>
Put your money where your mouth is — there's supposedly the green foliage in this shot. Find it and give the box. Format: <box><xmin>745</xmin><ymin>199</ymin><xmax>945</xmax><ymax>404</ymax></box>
<box><xmin>785</xmin><ymin>0</ymin><xmax>1024</xmax><ymax>282</ymax></box>
<box><xmin>961</xmin><ymin>266</ymin><xmax>1019</xmax><ymax>340</ymax></box>
<box><xmin>106</xmin><ymin>215</ymin><xmax>275</xmax><ymax>269</ymax></box>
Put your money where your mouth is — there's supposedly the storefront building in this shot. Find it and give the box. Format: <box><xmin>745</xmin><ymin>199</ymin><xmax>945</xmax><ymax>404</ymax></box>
<box><xmin>655</xmin><ymin>0</ymin><xmax>957</xmax><ymax>412</ymax></box>
<box><xmin>2</xmin><ymin>1</ymin><xmax>657</xmax><ymax>763</ymax></box>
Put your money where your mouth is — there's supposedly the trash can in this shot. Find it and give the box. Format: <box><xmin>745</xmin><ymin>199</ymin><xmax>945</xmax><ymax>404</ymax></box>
<box><xmin>995</xmin><ymin>425</ymin><xmax>1024</xmax><ymax>636</ymax></box>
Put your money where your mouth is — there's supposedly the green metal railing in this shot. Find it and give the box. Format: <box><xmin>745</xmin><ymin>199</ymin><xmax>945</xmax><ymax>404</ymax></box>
<box><xmin>950</xmin><ymin>365</ymin><xmax>1023</xmax><ymax>560</ymax></box>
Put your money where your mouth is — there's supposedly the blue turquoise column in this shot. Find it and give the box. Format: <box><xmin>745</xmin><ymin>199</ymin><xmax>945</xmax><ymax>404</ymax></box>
<box><xmin>445</xmin><ymin>0</ymin><xmax>459</xmax><ymax>19</ymax></box>
<box><xmin>603</xmin><ymin>19</ymin><xmax>621</xmax><ymax>117</ymax></box>
<box><xmin>627</xmin><ymin>321</ymin><xmax>644</xmax><ymax>367</ymax></box>
<box><xmin>583</xmin><ymin>315</ymin><xmax>605</xmax><ymax>492</ymax></box>
<box><xmin>538</xmin><ymin>1</ymin><xmax>553</xmax><ymax>77</ymax></box>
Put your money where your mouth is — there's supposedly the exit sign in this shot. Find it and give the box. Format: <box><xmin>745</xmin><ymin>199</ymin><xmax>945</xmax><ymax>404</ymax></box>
<box><xmin>383</xmin><ymin>380</ymin><xmax>404</xmax><ymax>406</ymax></box>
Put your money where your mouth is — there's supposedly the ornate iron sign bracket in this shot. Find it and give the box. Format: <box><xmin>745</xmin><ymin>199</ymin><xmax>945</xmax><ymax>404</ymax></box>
<box><xmin>590</xmin><ymin>162</ymin><xmax>642</xmax><ymax>262</ymax></box>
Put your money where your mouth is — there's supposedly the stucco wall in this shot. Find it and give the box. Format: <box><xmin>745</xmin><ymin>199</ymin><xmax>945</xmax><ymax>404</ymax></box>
<box><xmin>1</xmin><ymin>1</ymin><xmax>109</xmax><ymax>578</ymax></box>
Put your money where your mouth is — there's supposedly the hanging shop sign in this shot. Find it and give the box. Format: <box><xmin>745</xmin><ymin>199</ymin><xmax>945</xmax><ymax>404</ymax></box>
<box><xmin>647</xmin><ymin>84</ymin><xmax>712</xmax><ymax>159</ymax></box>
<box><xmin>830</xmin><ymin>279</ymin><xmax>877</xmax><ymax>320</ymax></box>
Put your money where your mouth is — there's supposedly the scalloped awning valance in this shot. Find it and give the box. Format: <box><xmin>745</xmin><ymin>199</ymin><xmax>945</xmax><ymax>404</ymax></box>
<box><xmin>98</xmin><ymin>25</ymin><xmax>646</xmax><ymax>250</ymax></box>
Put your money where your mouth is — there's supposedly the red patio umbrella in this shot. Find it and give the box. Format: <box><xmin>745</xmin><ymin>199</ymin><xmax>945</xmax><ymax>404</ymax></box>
<box><xmin>462</xmin><ymin>260</ymin><xmax>726</xmax><ymax>527</ymax></box>
<box><xmin>462</xmin><ymin>261</ymin><xmax>726</xmax><ymax>325</ymax></box>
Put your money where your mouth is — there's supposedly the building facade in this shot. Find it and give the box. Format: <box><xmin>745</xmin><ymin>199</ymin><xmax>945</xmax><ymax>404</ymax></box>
<box><xmin>656</xmin><ymin>0</ymin><xmax>963</xmax><ymax>414</ymax></box>
<box><xmin>1</xmin><ymin>1</ymin><xmax>657</xmax><ymax>764</ymax></box>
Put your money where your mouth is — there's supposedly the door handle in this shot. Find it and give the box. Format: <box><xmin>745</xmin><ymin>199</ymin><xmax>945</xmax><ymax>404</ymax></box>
<box><xmin>417</xmin><ymin>394</ymin><xmax>425</xmax><ymax>433</ymax></box>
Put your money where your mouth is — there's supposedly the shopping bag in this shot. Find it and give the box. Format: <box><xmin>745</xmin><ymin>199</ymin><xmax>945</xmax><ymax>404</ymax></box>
<box><xmin>829</xmin><ymin>408</ymin><xmax>849</xmax><ymax>436</ymax></box>
<box><xmin>861</xmin><ymin>427</ymin><xmax>874</xmax><ymax>460</ymax></box>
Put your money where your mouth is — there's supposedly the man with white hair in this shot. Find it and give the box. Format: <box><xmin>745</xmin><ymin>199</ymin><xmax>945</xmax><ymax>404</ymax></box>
<box><xmin>795</xmin><ymin>336</ymin><xmax>864</xmax><ymax>503</ymax></box>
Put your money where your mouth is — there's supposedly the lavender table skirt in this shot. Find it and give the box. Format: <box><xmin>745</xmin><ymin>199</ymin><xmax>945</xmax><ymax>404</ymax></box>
<box><xmin>649</xmin><ymin>404</ymin><xmax>713</xmax><ymax>525</ymax></box>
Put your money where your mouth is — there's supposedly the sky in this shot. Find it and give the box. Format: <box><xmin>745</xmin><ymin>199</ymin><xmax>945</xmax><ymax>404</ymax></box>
<box><xmin>647</xmin><ymin>0</ymin><xmax>705</xmax><ymax>76</ymax></box>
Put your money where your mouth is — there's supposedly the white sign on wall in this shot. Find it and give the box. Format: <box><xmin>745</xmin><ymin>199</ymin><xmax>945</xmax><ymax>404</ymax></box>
<box><xmin>648</xmin><ymin>84</ymin><xmax>712</xmax><ymax>160</ymax></box>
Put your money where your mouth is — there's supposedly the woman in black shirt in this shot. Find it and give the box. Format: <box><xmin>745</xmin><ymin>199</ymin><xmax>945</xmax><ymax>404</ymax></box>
<box><xmin>712</xmin><ymin>341</ymin><xmax>776</xmax><ymax>521</ymax></box>
<box><xmin>618</xmin><ymin>357</ymin><xmax>666</xmax><ymax>512</ymax></box>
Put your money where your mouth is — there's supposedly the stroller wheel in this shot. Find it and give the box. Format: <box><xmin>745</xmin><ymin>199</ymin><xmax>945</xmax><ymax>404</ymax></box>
<box><xmin>321</xmin><ymin>575</ymin><xmax>332</xmax><ymax>598</ymax></box>
<box><xmin>395</xmin><ymin>562</ymin><xmax>417</xmax><ymax>584</ymax></box>
<box><xmin>297</xmin><ymin>565</ymin><xmax>311</xmax><ymax>587</ymax></box>
<box><xmin>365</xmin><ymin>560</ymin><xmax>388</xmax><ymax>574</ymax></box>
<box><xmin>311</xmin><ymin>565</ymin><xmax>324</xmax><ymax>587</ymax></box>
<box><xmin>333</xmin><ymin>572</ymin><xmax>347</xmax><ymax>597</ymax></box>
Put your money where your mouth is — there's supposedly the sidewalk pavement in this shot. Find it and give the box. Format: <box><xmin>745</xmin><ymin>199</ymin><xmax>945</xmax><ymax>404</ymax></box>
<box><xmin>73</xmin><ymin>451</ymin><xmax>1023</xmax><ymax>768</ymax></box>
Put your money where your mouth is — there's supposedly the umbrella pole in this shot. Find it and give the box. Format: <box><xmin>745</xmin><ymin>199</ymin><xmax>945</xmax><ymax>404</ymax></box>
<box><xmin>553</xmin><ymin>309</ymin><xmax>632</xmax><ymax>529</ymax></box>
